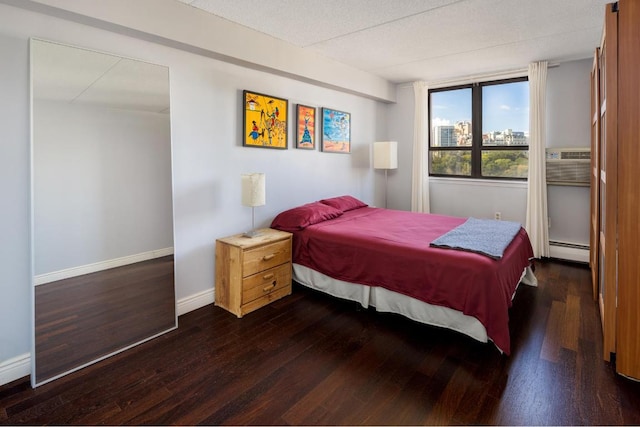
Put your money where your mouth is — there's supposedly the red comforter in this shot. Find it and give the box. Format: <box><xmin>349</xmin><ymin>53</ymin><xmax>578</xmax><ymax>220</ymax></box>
<box><xmin>290</xmin><ymin>207</ymin><xmax>534</xmax><ymax>354</ymax></box>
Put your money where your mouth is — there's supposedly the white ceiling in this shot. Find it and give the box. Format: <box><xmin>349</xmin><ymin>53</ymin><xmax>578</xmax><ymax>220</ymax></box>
<box><xmin>176</xmin><ymin>0</ymin><xmax>609</xmax><ymax>84</ymax></box>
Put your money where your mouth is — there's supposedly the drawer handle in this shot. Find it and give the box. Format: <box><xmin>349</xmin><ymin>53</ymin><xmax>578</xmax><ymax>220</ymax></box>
<box><xmin>262</xmin><ymin>273</ymin><xmax>275</xmax><ymax>281</ymax></box>
<box><xmin>263</xmin><ymin>282</ymin><xmax>276</xmax><ymax>292</ymax></box>
<box><xmin>262</xmin><ymin>254</ymin><xmax>276</xmax><ymax>261</ymax></box>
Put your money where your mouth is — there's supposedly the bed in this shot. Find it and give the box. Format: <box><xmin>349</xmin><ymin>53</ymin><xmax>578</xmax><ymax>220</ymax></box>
<box><xmin>270</xmin><ymin>195</ymin><xmax>536</xmax><ymax>355</ymax></box>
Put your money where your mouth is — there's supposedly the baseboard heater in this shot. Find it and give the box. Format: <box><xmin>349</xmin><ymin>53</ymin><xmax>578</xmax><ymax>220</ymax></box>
<box><xmin>549</xmin><ymin>240</ymin><xmax>589</xmax><ymax>263</ymax></box>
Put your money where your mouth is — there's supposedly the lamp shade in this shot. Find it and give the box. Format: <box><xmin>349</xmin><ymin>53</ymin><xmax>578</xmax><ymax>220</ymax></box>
<box><xmin>373</xmin><ymin>141</ymin><xmax>398</xmax><ymax>169</ymax></box>
<box><xmin>241</xmin><ymin>173</ymin><xmax>266</xmax><ymax>207</ymax></box>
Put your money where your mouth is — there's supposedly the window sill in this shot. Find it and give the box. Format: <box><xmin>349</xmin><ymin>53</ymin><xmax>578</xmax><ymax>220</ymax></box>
<box><xmin>429</xmin><ymin>176</ymin><xmax>528</xmax><ymax>189</ymax></box>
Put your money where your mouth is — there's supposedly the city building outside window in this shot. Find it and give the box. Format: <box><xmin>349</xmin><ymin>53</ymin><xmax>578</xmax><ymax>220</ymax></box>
<box><xmin>429</xmin><ymin>77</ymin><xmax>529</xmax><ymax>179</ymax></box>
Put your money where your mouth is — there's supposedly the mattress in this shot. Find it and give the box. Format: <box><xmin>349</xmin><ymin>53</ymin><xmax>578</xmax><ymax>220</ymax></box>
<box><xmin>293</xmin><ymin>262</ymin><xmax>537</xmax><ymax>351</ymax></box>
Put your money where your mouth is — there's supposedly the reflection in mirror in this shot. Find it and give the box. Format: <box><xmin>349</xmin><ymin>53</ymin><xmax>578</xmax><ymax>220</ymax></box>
<box><xmin>31</xmin><ymin>39</ymin><xmax>176</xmax><ymax>386</ymax></box>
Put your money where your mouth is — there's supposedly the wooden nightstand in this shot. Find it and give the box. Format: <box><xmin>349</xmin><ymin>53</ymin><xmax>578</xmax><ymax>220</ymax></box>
<box><xmin>215</xmin><ymin>228</ymin><xmax>292</xmax><ymax>317</ymax></box>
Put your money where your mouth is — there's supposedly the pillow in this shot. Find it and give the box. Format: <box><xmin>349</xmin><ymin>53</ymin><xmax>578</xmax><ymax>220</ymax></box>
<box><xmin>271</xmin><ymin>202</ymin><xmax>343</xmax><ymax>232</ymax></box>
<box><xmin>319</xmin><ymin>195</ymin><xmax>368</xmax><ymax>212</ymax></box>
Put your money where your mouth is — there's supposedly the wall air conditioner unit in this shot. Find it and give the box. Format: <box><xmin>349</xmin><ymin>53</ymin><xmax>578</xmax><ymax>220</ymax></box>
<box><xmin>545</xmin><ymin>148</ymin><xmax>591</xmax><ymax>186</ymax></box>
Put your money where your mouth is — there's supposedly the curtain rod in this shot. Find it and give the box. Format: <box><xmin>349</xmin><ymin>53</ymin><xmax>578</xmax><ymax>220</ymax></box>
<box><xmin>397</xmin><ymin>63</ymin><xmax>559</xmax><ymax>89</ymax></box>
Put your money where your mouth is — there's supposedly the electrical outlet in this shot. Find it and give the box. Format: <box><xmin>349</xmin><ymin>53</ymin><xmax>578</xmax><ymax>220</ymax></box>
<box><xmin>494</xmin><ymin>211</ymin><xmax>501</xmax><ymax>220</ymax></box>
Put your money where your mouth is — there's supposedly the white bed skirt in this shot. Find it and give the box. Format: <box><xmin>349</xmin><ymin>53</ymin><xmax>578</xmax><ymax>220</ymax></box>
<box><xmin>293</xmin><ymin>263</ymin><xmax>537</xmax><ymax>350</ymax></box>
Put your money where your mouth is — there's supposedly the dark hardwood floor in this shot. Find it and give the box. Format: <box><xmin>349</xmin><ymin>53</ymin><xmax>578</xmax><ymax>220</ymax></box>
<box><xmin>34</xmin><ymin>255</ymin><xmax>176</xmax><ymax>385</ymax></box>
<box><xmin>2</xmin><ymin>259</ymin><xmax>639</xmax><ymax>425</ymax></box>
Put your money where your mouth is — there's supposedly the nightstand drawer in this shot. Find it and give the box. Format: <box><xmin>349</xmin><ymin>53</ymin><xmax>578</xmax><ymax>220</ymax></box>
<box><xmin>242</xmin><ymin>240</ymin><xmax>291</xmax><ymax>277</ymax></box>
<box><xmin>242</xmin><ymin>263</ymin><xmax>291</xmax><ymax>304</ymax></box>
<box><xmin>241</xmin><ymin>285</ymin><xmax>291</xmax><ymax>316</ymax></box>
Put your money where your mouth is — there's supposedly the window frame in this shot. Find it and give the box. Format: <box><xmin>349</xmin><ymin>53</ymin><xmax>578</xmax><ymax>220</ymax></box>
<box><xmin>428</xmin><ymin>76</ymin><xmax>529</xmax><ymax>181</ymax></box>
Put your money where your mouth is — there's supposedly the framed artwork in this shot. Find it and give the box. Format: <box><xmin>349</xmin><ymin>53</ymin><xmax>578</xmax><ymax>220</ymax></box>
<box><xmin>243</xmin><ymin>90</ymin><xmax>288</xmax><ymax>149</ymax></box>
<box><xmin>296</xmin><ymin>104</ymin><xmax>316</xmax><ymax>149</ymax></box>
<box><xmin>321</xmin><ymin>107</ymin><xmax>351</xmax><ymax>153</ymax></box>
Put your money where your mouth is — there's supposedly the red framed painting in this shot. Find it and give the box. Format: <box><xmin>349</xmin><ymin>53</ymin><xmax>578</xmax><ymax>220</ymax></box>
<box><xmin>296</xmin><ymin>104</ymin><xmax>316</xmax><ymax>149</ymax></box>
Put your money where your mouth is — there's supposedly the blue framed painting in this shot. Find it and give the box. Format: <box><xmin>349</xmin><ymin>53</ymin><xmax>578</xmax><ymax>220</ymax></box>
<box><xmin>321</xmin><ymin>107</ymin><xmax>350</xmax><ymax>153</ymax></box>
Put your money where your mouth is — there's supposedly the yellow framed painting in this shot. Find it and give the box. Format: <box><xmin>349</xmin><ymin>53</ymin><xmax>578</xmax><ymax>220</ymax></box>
<box><xmin>243</xmin><ymin>90</ymin><xmax>288</xmax><ymax>149</ymax></box>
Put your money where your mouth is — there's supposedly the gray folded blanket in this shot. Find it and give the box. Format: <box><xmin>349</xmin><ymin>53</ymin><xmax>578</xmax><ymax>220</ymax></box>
<box><xmin>430</xmin><ymin>217</ymin><xmax>521</xmax><ymax>259</ymax></box>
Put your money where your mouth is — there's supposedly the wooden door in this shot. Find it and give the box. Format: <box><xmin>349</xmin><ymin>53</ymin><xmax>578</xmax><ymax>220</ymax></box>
<box><xmin>599</xmin><ymin>3</ymin><xmax>618</xmax><ymax>363</ymax></box>
<box><xmin>615</xmin><ymin>0</ymin><xmax>640</xmax><ymax>380</ymax></box>
<box><xmin>589</xmin><ymin>49</ymin><xmax>600</xmax><ymax>301</ymax></box>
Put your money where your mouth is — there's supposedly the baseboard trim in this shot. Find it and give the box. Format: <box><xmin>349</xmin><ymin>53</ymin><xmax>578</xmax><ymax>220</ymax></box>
<box><xmin>0</xmin><ymin>353</ymin><xmax>30</xmax><ymax>386</ymax></box>
<box><xmin>177</xmin><ymin>288</ymin><xmax>215</xmax><ymax>316</ymax></box>
<box><xmin>34</xmin><ymin>247</ymin><xmax>174</xmax><ymax>285</ymax></box>
<box><xmin>0</xmin><ymin>287</ymin><xmax>215</xmax><ymax>387</ymax></box>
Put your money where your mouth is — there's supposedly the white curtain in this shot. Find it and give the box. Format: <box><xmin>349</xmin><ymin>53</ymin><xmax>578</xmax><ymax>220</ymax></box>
<box><xmin>526</xmin><ymin>61</ymin><xmax>550</xmax><ymax>258</ymax></box>
<box><xmin>411</xmin><ymin>81</ymin><xmax>430</xmax><ymax>213</ymax></box>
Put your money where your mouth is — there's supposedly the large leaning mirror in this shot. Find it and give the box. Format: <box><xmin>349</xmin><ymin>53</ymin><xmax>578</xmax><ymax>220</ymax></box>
<box><xmin>30</xmin><ymin>38</ymin><xmax>176</xmax><ymax>387</ymax></box>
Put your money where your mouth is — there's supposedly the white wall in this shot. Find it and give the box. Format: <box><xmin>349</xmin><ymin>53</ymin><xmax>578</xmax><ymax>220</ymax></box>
<box><xmin>546</xmin><ymin>59</ymin><xmax>591</xmax><ymax>246</ymax></box>
<box><xmin>33</xmin><ymin>100</ymin><xmax>173</xmax><ymax>275</ymax></box>
<box><xmin>430</xmin><ymin>179</ymin><xmax>527</xmax><ymax>221</ymax></box>
<box><xmin>388</xmin><ymin>60</ymin><xmax>592</xmax><ymax>242</ymax></box>
<box><xmin>384</xmin><ymin>85</ymin><xmax>413</xmax><ymax>211</ymax></box>
<box><xmin>0</xmin><ymin>3</ymin><xmax>385</xmax><ymax>382</ymax></box>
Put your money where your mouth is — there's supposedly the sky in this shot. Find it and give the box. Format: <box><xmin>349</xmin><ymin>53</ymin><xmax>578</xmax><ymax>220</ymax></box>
<box><xmin>430</xmin><ymin>81</ymin><xmax>529</xmax><ymax>133</ymax></box>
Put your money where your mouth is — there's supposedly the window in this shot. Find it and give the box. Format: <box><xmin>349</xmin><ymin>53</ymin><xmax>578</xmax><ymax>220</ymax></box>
<box><xmin>429</xmin><ymin>77</ymin><xmax>529</xmax><ymax>179</ymax></box>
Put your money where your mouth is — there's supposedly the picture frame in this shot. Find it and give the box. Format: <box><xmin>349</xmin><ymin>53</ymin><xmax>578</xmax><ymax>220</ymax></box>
<box><xmin>243</xmin><ymin>90</ymin><xmax>288</xmax><ymax>149</ymax></box>
<box><xmin>295</xmin><ymin>104</ymin><xmax>316</xmax><ymax>149</ymax></box>
<box><xmin>321</xmin><ymin>107</ymin><xmax>351</xmax><ymax>153</ymax></box>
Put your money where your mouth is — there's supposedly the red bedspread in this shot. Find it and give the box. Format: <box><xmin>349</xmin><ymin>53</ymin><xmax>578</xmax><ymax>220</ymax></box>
<box><xmin>290</xmin><ymin>207</ymin><xmax>534</xmax><ymax>354</ymax></box>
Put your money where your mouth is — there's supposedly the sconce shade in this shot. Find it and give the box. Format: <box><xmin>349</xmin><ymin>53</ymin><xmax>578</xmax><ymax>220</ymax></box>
<box><xmin>241</xmin><ymin>173</ymin><xmax>266</xmax><ymax>207</ymax></box>
<box><xmin>373</xmin><ymin>141</ymin><xmax>398</xmax><ymax>169</ymax></box>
